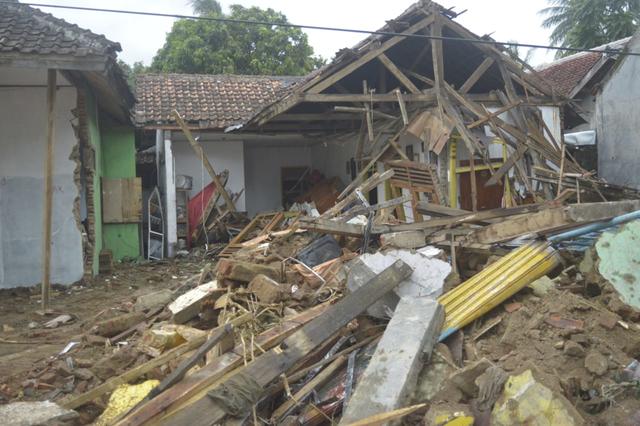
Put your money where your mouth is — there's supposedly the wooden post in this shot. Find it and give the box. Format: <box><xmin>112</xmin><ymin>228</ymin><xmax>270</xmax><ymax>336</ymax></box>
<box><xmin>557</xmin><ymin>142</ymin><xmax>566</xmax><ymax>197</ymax></box>
<box><xmin>470</xmin><ymin>153</ymin><xmax>478</xmax><ymax>212</ymax></box>
<box><xmin>41</xmin><ymin>69</ymin><xmax>56</xmax><ymax>312</ymax></box>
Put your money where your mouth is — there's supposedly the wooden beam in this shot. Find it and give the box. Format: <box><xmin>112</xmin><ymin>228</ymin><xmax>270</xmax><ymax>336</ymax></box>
<box><xmin>307</xmin><ymin>15</ymin><xmax>435</xmax><ymax>94</ymax></box>
<box><xmin>484</xmin><ymin>143</ymin><xmax>528</xmax><ymax>187</ymax></box>
<box><xmin>41</xmin><ymin>69</ymin><xmax>56</xmax><ymax>312</ymax></box>
<box><xmin>459</xmin><ymin>57</ymin><xmax>495</xmax><ymax>95</ymax></box>
<box><xmin>158</xmin><ymin>262</ymin><xmax>413</xmax><ymax>426</ymax></box>
<box><xmin>321</xmin><ymin>170</ymin><xmax>395</xmax><ymax>219</ymax></box>
<box><xmin>173</xmin><ymin>111</ymin><xmax>236</xmax><ymax>213</ymax></box>
<box><xmin>467</xmin><ymin>100</ymin><xmax>523</xmax><ymax>129</ymax></box>
<box><xmin>377</xmin><ymin>53</ymin><xmax>421</xmax><ymax>94</ymax></box>
<box><xmin>302</xmin><ymin>92</ymin><xmax>437</xmax><ymax>103</ymax></box>
<box><xmin>271</xmin><ymin>113</ymin><xmax>364</xmax><ymax>122</ymax></box>
<box><xmin>271</xmin><ymin>356</ymin><xmax>347</xmax><ymax>422</ymax></box>
<box><xmin>402</xmin><ymin>68</ymin><xmax>434</xmax><ymax>86</ymax></box>
<box><xmin>396</xmin><ymin>90</ymin><xmax>409</xmax><ymax>125</ymax></box>
<box><xmin>363</xmin><ymin>81</ymin><xmax>375</xmax><ymax>142</ymax></box>
<box><xmin>430</xmin><ymin>13</ymin><xmax>445</xmax><ymax>102</ymax></box>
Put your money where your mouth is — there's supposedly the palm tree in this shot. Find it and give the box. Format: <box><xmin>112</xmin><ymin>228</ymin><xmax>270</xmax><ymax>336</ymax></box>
<box><xmin>539</xmin><ymin>0</ymin><xmax>640</xmax><ymax>58</ymax></box>
<box><xmin>190</xmin><ymin>0</ymin><xmax>222</xmax><ymax>16</ymax></box>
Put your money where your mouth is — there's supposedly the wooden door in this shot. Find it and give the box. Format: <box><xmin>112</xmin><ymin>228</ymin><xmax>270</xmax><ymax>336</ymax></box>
<box><xmin>459</xmin><ymin>161</ymin><xmax>503</xmax><ymax>211</ymax></box>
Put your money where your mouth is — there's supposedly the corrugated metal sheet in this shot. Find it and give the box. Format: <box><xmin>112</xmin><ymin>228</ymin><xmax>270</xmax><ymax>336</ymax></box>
<box><xmin>438</xmin><ymin>241</ymin><xmax>560</xmax><ymax>341</ymax></box>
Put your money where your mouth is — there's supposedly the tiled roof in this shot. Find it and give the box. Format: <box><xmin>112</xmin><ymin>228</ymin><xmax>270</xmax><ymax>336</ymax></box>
<box><xmin>0</xmin><ymin>1</ymin><xmax>120</xmax><ymax>58</ymax></box>
<box><xmin>537</xmin><ymin>52</ymin><xmax>602</xmax><ymax>97</ymax></box>
<box><xmin>537</xmin><ymin>38</ymin><xmax>631</xmax><ymax>98</ymax></box>
<box><xmin>135</xmin><ymin>73</ymin><xmax>304</xmax><ymax>129</ymax></box>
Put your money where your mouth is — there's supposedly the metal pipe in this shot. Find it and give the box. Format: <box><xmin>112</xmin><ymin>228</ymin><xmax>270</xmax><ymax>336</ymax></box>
<box><xmin>548</xmin><ymin>209</ymin><xmax>640</xmax><ymax>243</ymax></box>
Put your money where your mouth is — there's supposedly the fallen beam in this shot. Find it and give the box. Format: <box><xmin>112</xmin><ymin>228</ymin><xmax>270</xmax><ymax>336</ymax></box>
<box><xmin>156</xmin><ymin>261</ymin><xmax>413</xmax><ymax>426</ymax></box>
<box><xmin>340</xmin><ymin>298</ymin><xmax>444</xmax><ymax>424</ymax></box>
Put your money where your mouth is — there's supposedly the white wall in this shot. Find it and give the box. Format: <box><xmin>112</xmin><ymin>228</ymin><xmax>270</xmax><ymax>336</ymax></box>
<box><xmin>244</xmin><ymin>141</ymin><xmax>312</xmax><ymax>216</ymax></box>
<box><xmin>171</xmin><ymin>134</ymin><xmax>246</xmax><ymax>211</ymax></box>
<box><xmin>597</xmin><ymin>33</ymin><xmax>640</xmax><ymax>189</ymax></box>
<box><xmin>310</xmin><ymin>137</ymin><xmax>357</xmax><ymax>186</ymax></box>
<box><xmin>0</xmin><ymin>67</ymin><xmax>84</xmax><ymax>288</ymax></box>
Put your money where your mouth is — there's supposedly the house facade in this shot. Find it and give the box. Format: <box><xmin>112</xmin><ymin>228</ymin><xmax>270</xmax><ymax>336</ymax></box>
<box><xmin>538</xmin><ymin>36</ymin><xmax>640</xmax><ymax>188</ymax></box>
<box><xmin>0</xmin><ymin>2</ymin><xmax>138</xmax><ymax>288</ymax></box>
<box><xmin>136</xmin><ymin>0</ymin><xmax>571</xmax><ymax>257</ymax></box>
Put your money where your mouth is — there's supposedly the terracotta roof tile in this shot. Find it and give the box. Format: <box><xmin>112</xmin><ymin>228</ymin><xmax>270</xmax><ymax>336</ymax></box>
<box><xmin>537</xmin><ymin>52</ymin><xmax>602</xmax><ymax>97</ymax></box>
<box><xmin>135</xmin><ymin>74</ymin><xmax>304</xmax><ymax>129</ymax></box>
<box><xmin>0</xmin><ymin>2</ymin><xmax>120</xmax><ymax>58</ymax></box>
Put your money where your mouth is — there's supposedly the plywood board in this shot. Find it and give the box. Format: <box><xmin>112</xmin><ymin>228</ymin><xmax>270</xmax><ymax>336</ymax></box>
<box><xmin>102</xmin><ymin>178</ymin><xmax>142</xmax><ymax>223</ymax></box>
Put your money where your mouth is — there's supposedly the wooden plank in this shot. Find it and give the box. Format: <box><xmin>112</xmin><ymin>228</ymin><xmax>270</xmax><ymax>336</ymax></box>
<box><xmin>157</xmin><ymin>261</ymin><xmax>414</xmax><ymax>426</ymax></box>
<box><xmin>467</xmin><ymin>100</ymin><xmax>523</xmax><ymax>129</ymax></box>
<box><xmin>484</xmin><ymin>143</ymin><xmax>528</xmax><ymax>187</ymax></box>
<box><xmin>320</xmin><ymin>170</ymin><xmax>395</xmax><ymax>219</ymax></box>
<box><xmin>396</xmin><ymin>90</ymin><xmax>409</xmax><ymax>125</ymax></box>
<box><xmin>377</xmin><ymin>53</ymin><xmax>421</xmax><ymax>94</ymax></box>
<box><xmin>337</xmin><ymin>143</ymin><xmax>393</xmax><ymax>200</ymax></box>
<box><xmin>302</xmin><ymin>92</ymin><xmax>437</xmax><ymax>103</ymax></box>
<box><xmin>117</xmin><ymin>304</ymin><xmax>329</xmax><ymax>426</ymax></box>
<box><xmin>41</xmin><ymin>69</ymin><xmax>56</xmax><ymax>312</ymax></box>
<box><xmin>469</xmin><ymin>154</ymin><xmax>478</xmax><ymax>212</ymax></box>
<box><xmin>298</xmin><ymin>218</ymin><xmax>366</xmax><ymax>237</ymax></box>
<box><xmin>416</xmin><ymin>202</ymin><xmax>471</xmax><ymax>217</ymax></box>
<box><xmin>271</xmin><ymin>355</ymin><xmax>347</xmax><ymax>422</ymax></box>
<box><xmin>338</xmin><ymin>195</ymin><xmax>413</xmax><ymax>221</ymax></box>
<box><xmin>102</xmin><ymin>178</ymin><xmax>142</xmax><ymax>223</ymax></box>
<box><xmin>173</xmin><ymin>111</ymin><xmax>236</xmax><ymax>213</ymax></box>
<box><xmin>430</xmin><ymin>13</ymin><xmax>445</xmax><ymax>98</ymax></box>
<box><xmin>459</xmin><ymin>57</ymin><xmax>495</xmax><ymax>94</ymax></box>
<box><xmin>307</xmin><ymin>15</ymin><xmax>435</xmax><ymax>94</ymax></box>
<box><xmin>145</xmin><ymin>316</ymin><xmax>250</xmax><ymax>402</ymax></box>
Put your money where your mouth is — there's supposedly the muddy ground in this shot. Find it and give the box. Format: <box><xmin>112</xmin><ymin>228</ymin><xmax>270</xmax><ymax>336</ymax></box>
<box><xmin>0</xmin><ymin>257</ymin><xmax>203</xmax><ymax>406</ymax></box>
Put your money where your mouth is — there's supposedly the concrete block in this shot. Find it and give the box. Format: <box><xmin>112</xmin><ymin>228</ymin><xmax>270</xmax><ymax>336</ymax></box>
<box><xmin>248</xmin><ymin>274</ymin><xmax>288</xmax><ymax>303</ymax></box>
<box><xmin>380</xmin><ymin>231</ymin><xmax>426</xmax><ymax>249</ymax></box>
<box><xmin>339</xmin><ymin>297</ymin><xmax>444</xmax><ymax>425</ymax></box>
<box><xmin>347</xmin><ymin>249</ymin><xmax>450</xmax><ymax>319</ymax></box>
<box><xmin>134</xmin><ymin>289</ymin><xmax>174</xmax><ymax>312</ymax></box>
<box><xmin>0</xmin><ymin>401</ymin><xmax>78</xmax><ymax>425</ymax></box>
<box><xmin>168</xmin><ymin>280</ymin><xmax>221</xmax><ymax>324</ymax></box>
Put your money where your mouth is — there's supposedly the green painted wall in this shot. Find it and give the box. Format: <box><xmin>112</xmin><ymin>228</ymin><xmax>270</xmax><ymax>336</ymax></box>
<box><xmin>85</xmin><ymin>88</ymin><xmax>103</xmax><ymax>276</ymax></box>
<box><xmin>101</xmin><ymin>123</ymin><xmax>140</xmax><ymax>261</ymax></box>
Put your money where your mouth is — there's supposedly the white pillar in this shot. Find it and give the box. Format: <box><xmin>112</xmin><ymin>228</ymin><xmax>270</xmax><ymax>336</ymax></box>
<box><xmin>164</xmin><ymin>130</ymin><xmax>177</xmax><ymax>257</ymax></box>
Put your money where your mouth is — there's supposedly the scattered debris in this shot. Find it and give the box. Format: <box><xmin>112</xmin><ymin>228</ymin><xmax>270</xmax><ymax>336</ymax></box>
<box><xmin>492</xmin><ymin>369</ymin><xmax>583</xmax><ymax>425</ymax></box>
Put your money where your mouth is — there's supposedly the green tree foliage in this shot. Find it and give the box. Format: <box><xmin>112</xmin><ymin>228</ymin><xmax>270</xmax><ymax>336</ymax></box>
<box><xmin>151</xmin><ymin>0</ymin><xmax>324</xmax><ymax>75</ymax></box>
<box><xmin>540</xmin><ymin>0</ymin><xmax>640</xmax><ymax>58</ymax></box>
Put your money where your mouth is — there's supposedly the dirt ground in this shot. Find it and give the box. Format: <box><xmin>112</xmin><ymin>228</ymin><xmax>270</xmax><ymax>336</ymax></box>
<box><xmin>0</xmin><ymin>257</ymin><xmax>204</xmax><ymax>405</ymax></box>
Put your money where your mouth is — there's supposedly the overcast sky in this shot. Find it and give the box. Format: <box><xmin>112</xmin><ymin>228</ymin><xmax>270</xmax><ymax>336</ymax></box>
<box><xmin>32</xmin><ymin>0</ymin><xmax>557</xmax><ymax>67</ymax></box>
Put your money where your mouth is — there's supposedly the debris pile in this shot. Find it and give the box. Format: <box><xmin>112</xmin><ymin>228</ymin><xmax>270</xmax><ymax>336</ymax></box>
<box><xmin>3</xmin><ymin>188</ymin><xmax>640</xmax><ymax>425</ymax></box>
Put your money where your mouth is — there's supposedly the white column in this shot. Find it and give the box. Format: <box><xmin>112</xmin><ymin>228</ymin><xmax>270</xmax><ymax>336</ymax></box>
<box><xmin>164</xmin><ymin>130</ymin><xmax>177</xmax><ymax>257</ymax></box>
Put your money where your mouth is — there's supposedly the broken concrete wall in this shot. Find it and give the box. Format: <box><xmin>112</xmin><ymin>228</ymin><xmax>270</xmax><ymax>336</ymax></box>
<box><xmin>596</xmin><ymin>33</ymin><xmax>640</xmax><ymax>189</ymax></box>
<box><xmin>0</xmin><ymin>67</ymin><xmax>84</xmax><ymax>287</ymax></box>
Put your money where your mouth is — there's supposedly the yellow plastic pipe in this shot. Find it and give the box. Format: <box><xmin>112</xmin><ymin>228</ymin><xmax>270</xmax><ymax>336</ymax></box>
<box><xmin>438</xmin><ymin>241</ymin><xmax>560</xmax><ymax>340</ymax></box>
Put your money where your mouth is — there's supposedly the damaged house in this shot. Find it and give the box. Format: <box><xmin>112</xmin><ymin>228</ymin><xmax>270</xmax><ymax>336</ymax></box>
<box><xmin>134</xmin><ymin>0</ymin><xmax>629</xmax><ymax>257</ymax></box>
<box><xmin>0</xmin><ymin>2</ymin><xmax>138</xmax><ymax>288</ymax></box>
<box><xmin>538</xmin><ymin>33</ymin><xmax>640</xmax><ymax>189</ymax></box>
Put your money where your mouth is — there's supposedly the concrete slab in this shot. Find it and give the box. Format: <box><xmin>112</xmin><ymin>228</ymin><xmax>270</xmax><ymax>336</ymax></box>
<box><xmin>346</xmin><ymin>249</ymin><xmax>450</xmax><ymax>319</ymax></box>
<box><xmin>0</xmin><ymin>401</ymin><xmax>78</xmax><ymax>426</ymax></box>
<box><xmin>339</xmin><ymin>297</ymin><xmax>444</xmax><ymax>425</ymax></box>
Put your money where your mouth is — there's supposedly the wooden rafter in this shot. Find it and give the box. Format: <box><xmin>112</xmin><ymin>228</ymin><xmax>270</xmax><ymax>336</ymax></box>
<box><xmin>306</xmin><ymin>15</ymin><xmax>435</xmax><ymax>94</ymax></box>
<box><xmin>377</xmin><ymin>53</ymin><xmax>421</xmax><ymax>94</ymax></box>
<box><xmin>459</xmin><ymin>57</ymin><xmax>494</xmax><ymax>95</ymax></box>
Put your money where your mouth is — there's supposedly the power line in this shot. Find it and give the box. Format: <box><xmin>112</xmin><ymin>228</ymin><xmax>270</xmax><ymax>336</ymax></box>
<box><xmin>5</xmin><ymin>1</ymin><xmax>640</xmax><ymax>57</ymax></box>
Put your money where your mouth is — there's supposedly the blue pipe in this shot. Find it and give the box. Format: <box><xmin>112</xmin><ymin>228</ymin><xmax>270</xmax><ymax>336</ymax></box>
<box><xmin>548</xmin><ymin>209</ymin><xmax>640</xmax><ymax>243</ymax></box>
